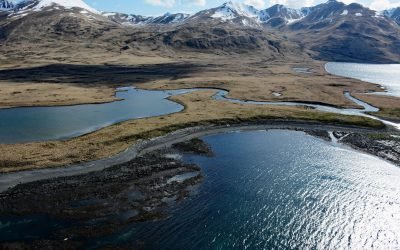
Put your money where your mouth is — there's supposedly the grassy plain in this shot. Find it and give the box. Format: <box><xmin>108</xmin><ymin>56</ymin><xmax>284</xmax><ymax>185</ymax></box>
<box><xmin>0</xmin><ymin>90</ymin><xmax>383</xmax><ymax>172</ymax></box>
<box><xmin>0</xmin><ymin>53</ymin><xmax>385</xmax><ymax>109</ymax></box>
<box><xmin>0</xmin><ymin>51</ymin><xmax>398</xmax><ymax>172</ymax></box>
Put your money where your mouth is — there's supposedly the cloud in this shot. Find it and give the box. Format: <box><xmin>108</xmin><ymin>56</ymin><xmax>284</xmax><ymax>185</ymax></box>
<box><xmin>182</xmin><ymin>0</ymin><xmax>207</xmax><ymax>6</ymax></box>
<box><xmin>145</xmin><ymin>0</ymin><xmax>207</xmax><ymax>8</ymax></box>
<box><xmin>369</xmin><ymin>0</ymin><xmax>400</xmax><ymax>10</ymax></box>
<box><xmin>245</xmin><ymin>0</ymin><xmax>266</xmax><ymax>8</ymax></box>
<box><xmin>145</xmin><ymin>0</ymin><xmax>176</xmax><ymax>8</ymax></box>
<box><xmin>268</xmin><ymin>0</ymin><xmax>316</xmax><ymax>8</ymax></box>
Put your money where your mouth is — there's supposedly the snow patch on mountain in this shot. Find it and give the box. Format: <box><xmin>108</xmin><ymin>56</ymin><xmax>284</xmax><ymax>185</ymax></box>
<box><xmin>11</xmin><ymin>0</ymin><xmax>98</xmax><ymax>13</ymax></box>
<box><xmin>0</xmin><ymin>0</ymin><xmax>14</xmax><ymax>10</ymax></box>
<box><xmin>103</xmin><ymin>11</ymin><xmax>190</xmax><ymax>25</ymax></box>
<box><xmin>382</xmin><ymin>7</ymin><xmax>400</xmax><ymax>24</ymax></box>
<box><xmin>211</xmin><ymin>1</ymin><xmax>259</xmax><ymax>21</ymax></box>
<box><xmin>32</xmin><ymin>0</ymin><xmax>98</xmax><ymax>13</ymax></box>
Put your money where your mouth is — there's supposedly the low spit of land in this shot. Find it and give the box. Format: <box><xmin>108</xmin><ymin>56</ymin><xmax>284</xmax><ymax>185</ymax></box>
<box><xmin>0</xmin><ymin>89</ymin><xmax>384</xmax><ymax>173</ymax></box>
<box><xmin>0</xmin><ymin>53</ymin><xmax>400</xmax><ymax>172</ymax></box>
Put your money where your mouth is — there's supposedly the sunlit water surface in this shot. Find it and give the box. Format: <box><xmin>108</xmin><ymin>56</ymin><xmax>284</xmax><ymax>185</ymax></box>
<box><xmin>90</xmin><ymin>130</ymin><xmax>400</xmax><ymax>249</ymax></box>
<box><xmin>325</xmin><ymin>62</ymin><xmax>400</xmax><ymax>97</ymax></box>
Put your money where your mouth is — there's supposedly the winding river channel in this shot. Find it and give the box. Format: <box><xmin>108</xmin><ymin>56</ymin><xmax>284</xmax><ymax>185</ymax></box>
<box><xmin>0</xmin><ymin>62</ymin><xmax>400</xmax><ymax>143</ymax></box>
<box><xmin>1</xmin><ymin>63</ymin><xmax>400</xmax><ymax>248</ymax></box>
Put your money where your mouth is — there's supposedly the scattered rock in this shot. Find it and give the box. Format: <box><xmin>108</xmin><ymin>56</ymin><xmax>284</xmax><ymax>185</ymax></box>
<box><xmin>305</xmin><ymin>129</ymin><xmax>331</xmax><ymax>141</ymax></box>
<box><xmin>172</xmin><ymin>138</ymin><xmax>214</xmax><ymax>156</ymax></box>
<box><xmin>341</xmin><ymin>133</ymin><xmax>400</xmax><ymax>166</ymax></box>
<box><xmin>0</xmin><ymin>147</ymin><xmax>208</xmax><ymax>242</ymax></box>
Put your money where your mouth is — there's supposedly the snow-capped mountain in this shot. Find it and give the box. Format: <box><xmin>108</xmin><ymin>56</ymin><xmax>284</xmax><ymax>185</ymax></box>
<box><xmin>258</xmin><ymin>4</ymin><xmax>309</xmax><ymax>27</ymax></box>
<box><xmin>207</xmin><ymin>1</ymin><xmax>259</xmax><ymax>21</ymax></box>
<box><xmin>202</xmin><ymin>2</ymin><xmax>306</xmax><ymax>25</ymax></box>
<box><xmin>151</xmin><ymin>13</ymin><xmax>189</xmax><ymax>24</ymax></box>
<box><xmin>0</xmin><ymin>0</ymin><xmax>14</xmax><ymax>10</ymax></box>
<box><xmin>9</xmin><ymin>0</ymin><xmax>98</xmax><ymax>13</ymax></box>
<box><xmin>298</xmin><ymin>0</ymin><xmax>346</xmax><ymax>22</ymax></box>
<box><xmin>188</xmin><ymin>0</ymin><xmax>388</xmax><ymax>27</ymax></box>
<box><xmin>259</xmin><ymin>5</ymin><xmax>306</xmax><ymax>23</ymax></box>
<box><xmin>186</xmin><ymin>1</ymin><xmax>261</xmax><ymax>27</ymax></box>
<box><xmin>0</xmin><ymin>0</ymin><xmax>399</xmax><ymax>63</ymax></box>
<box><xmin>383</xmin><ymin>7</ymin><xmax>400</xmax><ymax>25</ymax></box>
<box><xmin>103</xmin><ymin>12</ymin><xmax>152</xmax><ymax>25</ymax></box>
<box><xmin>104</xmin><ymin>12</ymin><xmax>190</xmax><ymax>25</ymax></box>
<box><xmin>3</xmin><ymin>0</ymin><xmax>399</xmax><ymax>27</ymax></box>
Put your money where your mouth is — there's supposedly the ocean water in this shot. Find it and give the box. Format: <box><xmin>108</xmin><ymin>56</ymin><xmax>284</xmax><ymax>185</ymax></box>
<box><xmin>90</xmin><ymin>130</ymin><xmax>400</xmax><ymax>249</ymax></box>
<box><xmin>325</xmin><ymin>62</ymin><xmax>400</xmax><ymax>97</ymax></box>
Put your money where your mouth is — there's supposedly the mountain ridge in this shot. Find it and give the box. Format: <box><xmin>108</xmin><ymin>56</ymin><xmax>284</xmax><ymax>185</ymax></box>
<box><xmin>0</xmin><ymin>0</ymin><xmax>14</xmax><ymax>10</ymax></box>
<box><xmin>2</xmin><ymin>0</ymin><xmax>399</xmax><ymax>27</ymax></box>
<box><xmin>0</xmin><ymin>0</ymin><xmax>399</xmax><ymax>63</ymax></box>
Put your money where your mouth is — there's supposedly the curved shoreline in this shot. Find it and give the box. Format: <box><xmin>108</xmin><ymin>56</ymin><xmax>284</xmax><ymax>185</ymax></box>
<box><xmin>2</xmin><ymin>60</ymin><xmax>399</xmax><ymax>144</ymax></box>
<box><xmin>0</xmin><ymin>121</ymin><xmax>390</xmax><ymax>193</ymax></box>
<box><xmin>1</xmin><ymin>85</ymin><xmax>396</xmax><ymax>144</ymax></box>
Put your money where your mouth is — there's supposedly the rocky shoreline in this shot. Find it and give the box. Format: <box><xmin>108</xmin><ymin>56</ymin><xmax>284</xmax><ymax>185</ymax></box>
<box><xmin>1</xmin><ymin>123</ymin><xmax>400</xmax><ymax>248</ymax></box>
<box><xmin>338</xmin><ymin>132</ymin><xmax>400</xmax><ymax>165</ymax></box>
<box><xmin>305</xmin><ymin>129</ymin><xmax>400</xmax><ymax>166</ymax></box>
<box><xmin>0</xmin><ymin>140</ymin><xmax>214</xmax><ymax>248</ymax></box>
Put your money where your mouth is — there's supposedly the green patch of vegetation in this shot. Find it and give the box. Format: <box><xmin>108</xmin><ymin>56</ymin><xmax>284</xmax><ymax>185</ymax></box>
<box><xmin>367</xmin><ymin>133</ymin><xmax>400</xmax><ymax>141</ymax></box>
<box><xmin>126</xmin><ymin>114</ymin><xmax>384</xmax><ymax>144</ymax></box>
<box><xmin>368</xmin><ymin>108</ymin><xmax>400</xmax><ymax>122</ymax></box>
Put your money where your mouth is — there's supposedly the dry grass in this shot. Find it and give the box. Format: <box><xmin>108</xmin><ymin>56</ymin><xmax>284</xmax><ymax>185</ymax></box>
<box><xmin>0</xmin><ymin>52</ymin><xmax>177</xmax><ymax>108</ymax></box>
<box><xmin>0</xmin><ymin>90</ymin><xmax>382</xmax><ymax>173</ymax></box>
<box><xmin>0</xmin><ymin>51</ymin><xmax>397</xmax><ymax>173</ymax></box>
<box><xmin>0</xmin><ymin>83</ymin><xmax>117</xmax><ymax>108</ymax></box>
<box><xmin>353</xmin><ymin>93</ymin><xmax>400</xmax><ymax>121</ymax></box>
<box><xmin>140</xmin><ymin>61</ymin><xmax>385</xmax><ymax>109</ymax></box>
<box><xmin>0</xmin><ymin>53</ymin><xmax>386</xmax><ymax>109</ymax></box>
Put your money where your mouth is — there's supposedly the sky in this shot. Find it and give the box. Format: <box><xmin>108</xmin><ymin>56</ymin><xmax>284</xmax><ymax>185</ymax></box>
<box><xmin>85</xmin><ymin>0</ymin><xmax>400</xmax><ymax>15</ymax></box>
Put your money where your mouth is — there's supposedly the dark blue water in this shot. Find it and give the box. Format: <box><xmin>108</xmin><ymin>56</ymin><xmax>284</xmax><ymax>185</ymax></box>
<box><xmin>1</xmin><ymin>130</ymin><xmax>399</xmax><ymax>248</ymax></box>
<box><xmin>90</xmin><ymin>130</ymin><xmax>400</xmax><ymax>249</ymax></box>
<box><xmin>0</xmin><ymin>215</ymin><xmax>73</xmax><ymax>242</ymax></box>
<box><xmin>0</xmin><ymin>88</ymin><xmax>190</xmax><ymax>144</ymax></box>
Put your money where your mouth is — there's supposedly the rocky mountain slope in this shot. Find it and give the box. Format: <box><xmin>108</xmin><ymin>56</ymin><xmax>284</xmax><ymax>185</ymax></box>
<box><xmin>0</xmin><ymin>0</ymin><xmax>399</xmax><ymax>63</ymax></box>
<box><xmin>103</xmin><ymin>12</ymin><xmax>190</xmax><ymax>25</ymax></box>
<box><xmin>284</xmin><ymin>1</ymin><xmax>400</xmax><ymax>62</ymax></box>
<box><xmin>0</xmin><ymin>0</ymin><xmax>126</xmax><ymax>58</ymax></box>
<box><xmin>384</xmin><ymin>7</ymin><xmax>400</xmax><ymax>25</ymax></box>
<box><xmin>0</xmin><ymin>0</ymin><xmax>14</xmax><ymax>11</ymax></box>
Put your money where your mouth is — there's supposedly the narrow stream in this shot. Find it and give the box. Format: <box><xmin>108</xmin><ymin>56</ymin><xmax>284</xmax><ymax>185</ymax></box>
<box><xmin>214</xmin><ymin>90</ymin><xmax>400</xmax><ymax>129</ymax></box>
<box><xmin>0</xmin><ymin>63</ymin><xmax>399</xmax><ymax>144</ymax></box>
